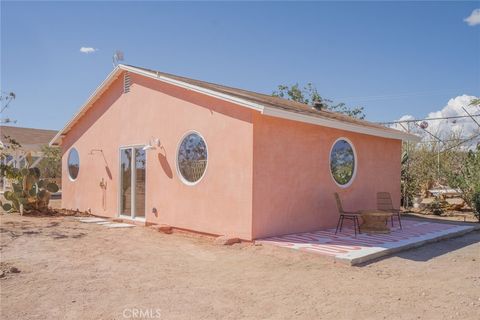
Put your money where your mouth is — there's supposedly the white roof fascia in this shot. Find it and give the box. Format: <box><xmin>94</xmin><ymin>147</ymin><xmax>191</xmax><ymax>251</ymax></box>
<box><xmin>262</xmin><ymin>106</ymin><xmax>421</xmax><ymax>142</ymax></box>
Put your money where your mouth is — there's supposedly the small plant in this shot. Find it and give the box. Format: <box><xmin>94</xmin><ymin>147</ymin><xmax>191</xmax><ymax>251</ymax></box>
<box><xmin>0</xmin><ymin>153</ymin><xmax>59</xmax><ymax>214</ymax></box>
<box><xmin>429</xmin><ymin>197</ymin><xmax>445</xmax><ymax>216</ymax></box>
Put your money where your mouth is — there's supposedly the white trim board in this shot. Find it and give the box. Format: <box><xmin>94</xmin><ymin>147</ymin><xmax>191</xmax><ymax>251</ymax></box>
<box><xmin>262</xmin><ymin>107</ymin><xmax>419</xmax><ymax>142</ymax></box>
<box><xmin>50</xmin><ymin>64</ymin><xmax>420</xmax><ymax>145</ymax></box>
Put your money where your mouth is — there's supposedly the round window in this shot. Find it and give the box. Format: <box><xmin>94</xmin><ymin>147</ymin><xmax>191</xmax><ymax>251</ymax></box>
<box><xmin>68</xmin><ymin>148</ymin><xmax>80</xmax><ymax>180</ymax></box>
<box><xmin>177</xmin><ymin>132</ymin><xmax>208</xmax><ymax>185</ymax></box>
<box><xmin>330</xmin><ymin>139</ymin><xmax>356</xmax><ymax>187</ymax></box>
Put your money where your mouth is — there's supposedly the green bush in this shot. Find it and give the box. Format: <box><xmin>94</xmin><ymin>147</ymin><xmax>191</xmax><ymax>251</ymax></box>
<box><xmin>429</xmin><ymin>197</ymin><xmax>445</xmax><ymax>216</ymax></box>
<box><xmin>473</xmin><ymin>191</ymin><xmax>480</xmax><ymax>222</ymax></box>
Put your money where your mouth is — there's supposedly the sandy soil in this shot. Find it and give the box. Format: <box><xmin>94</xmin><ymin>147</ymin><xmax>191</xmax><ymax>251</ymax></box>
<box><xmin>0</xmin><ymin>214</ymin><xmax>479</xmax><ymax>320</ymax></box>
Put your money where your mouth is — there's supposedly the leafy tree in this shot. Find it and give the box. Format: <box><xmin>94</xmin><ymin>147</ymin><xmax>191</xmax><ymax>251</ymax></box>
<box><xmin>469</xmin><ymin>98</ymin><xmax>480</xmax><ymax>107</ymax></box>
<box><xmin>37</xmin><ymin>145</ymin><xmax>62</xmax><ymax>180</ymax></box>
<box><xmin>473</xmin><ymin>192</ymin><xmax>480</xmax><ymax>221</ymax></box>
<box><xmin>401</xmin><ymin>150</ymin><xmax>416</xmax><ymax>207</ymax></box>
<box><xmin>0</xmin><ymin>91</ymin><xmax>17</xmax><ymax>124</ymax></box>
<box><xmin>0</xmin><ymin>135</ymin><xmax>22</xmax><ymax>180</ymax></box>
<box><xmin>272</xmin><ymin>83</ymin><xmax>366</xmax><ymax>119</ymax></box>
<box><xmin>446</xmin><ymin>145</ymin><xmax>480</xmax><ymax>221</ymax></box>
<box><xmin>400</xmin><ymin>143</ymin><xmax>441</xmax><ymax>206</ymax></box>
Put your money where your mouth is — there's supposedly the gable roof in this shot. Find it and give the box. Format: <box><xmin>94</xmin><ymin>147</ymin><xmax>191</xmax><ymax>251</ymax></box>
<box><xmin>50</xmin><ymin>64</ymin><xmax>420</xmax><ymax>145</ymax></box>
<box><xmin>1</xmin><ymin>125</ymin><xmax>57</xmax><ymax>152</ymax></box>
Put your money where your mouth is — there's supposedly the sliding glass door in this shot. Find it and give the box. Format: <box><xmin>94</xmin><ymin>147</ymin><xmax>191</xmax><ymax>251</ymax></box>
<box><xmin>120</xmin><ymin>147</ymin><xmax>146</xmax><ymax>219</ymax></box>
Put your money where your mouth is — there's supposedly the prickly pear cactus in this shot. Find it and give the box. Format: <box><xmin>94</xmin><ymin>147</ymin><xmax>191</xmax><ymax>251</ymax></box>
<box><xmin>1</xmin><ymin>152</ymin><xmax>60</xmax><ymax>213</ymax></box>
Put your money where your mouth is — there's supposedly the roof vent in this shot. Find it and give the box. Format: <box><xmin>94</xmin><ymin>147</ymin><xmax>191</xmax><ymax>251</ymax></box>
<box><xmin>123</xmin><ymin>72</ymin><xmax>131</xmax><ymax>94</ymax></box>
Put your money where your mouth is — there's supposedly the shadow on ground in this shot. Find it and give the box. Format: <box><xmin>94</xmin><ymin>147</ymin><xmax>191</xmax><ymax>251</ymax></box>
<box><xmin>394</xmin><ymin>230</ymin><xmax>480</xmax><ymax>262</ymax></box>
<box><xmin>357</xmin><ymin>230</ymin><xmax>480</xmax><ymax>266</ymax></box>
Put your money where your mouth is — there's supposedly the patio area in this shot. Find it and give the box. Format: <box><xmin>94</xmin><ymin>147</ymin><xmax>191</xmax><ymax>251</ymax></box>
<box><xmin>257</xmin><ymin>218</ymin><xmax>479</xmax><ymax>265</ymax></box>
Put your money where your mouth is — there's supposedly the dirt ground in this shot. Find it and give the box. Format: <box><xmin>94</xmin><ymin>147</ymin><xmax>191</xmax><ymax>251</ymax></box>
<box><xmin>0</xmin><ymin>214</ymin><xmax>479</xmax><ymax>320</ymax></box>
<box><xmin>406</xmin><ymin>210</ymin><xmax>479</xmax><ymax>223</ymax></box>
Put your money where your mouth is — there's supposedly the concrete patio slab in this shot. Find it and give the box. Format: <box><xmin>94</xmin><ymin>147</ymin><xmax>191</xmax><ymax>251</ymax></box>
<box><xmin>74</xmin><ymin>217</ymin><xmax>135</xmax><ymax>228</ymax></box>
<box><xmin>78</xmin><ymin>218</ymin><xmax>108</xmax><ymax>223</ymax></box>
<box><xmin>94</xmin><ymin>221</ymin><xmax>113</xmax><ymax>225</ymax></box>
<box><xmin>257</xmin><ymin>218</ymin><xmax>479</xmax><ymax>265</ymax></box>
<box><xmin>102</xmin><ymin>223</ymin><xmax>135</xmax><ymax>228</ymax></box>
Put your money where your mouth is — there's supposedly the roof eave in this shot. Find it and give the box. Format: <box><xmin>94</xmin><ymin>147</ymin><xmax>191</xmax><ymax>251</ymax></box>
<box><xmin>51</xmin><ymin>64</ymin><xmax>421</xmax><ymax>146</ymax></box>
<box><xmin>261</xmin><ymin>107</ymin><xmax>420</xmax><ymax>142</ymax></box>
<box><xmin>121</xmin><ymin>64</ymin><xmax>420</xmax><ymax>142</ymax></box>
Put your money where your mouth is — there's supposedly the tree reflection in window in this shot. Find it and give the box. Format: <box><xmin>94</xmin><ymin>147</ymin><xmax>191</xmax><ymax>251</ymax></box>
<box><xmin>177</xmin><ymin>133</ymin><xmax>207</xmax><ymax>184</ymax></box>
<box><xmin>330</xmin><ymin>139</ymin><xmax>355</xmax><ymax>186</ymax></box>
<box><xmin>68</xmin><ymin>148</ymin><xmax>80</xmax><ymax>180</ymax></box>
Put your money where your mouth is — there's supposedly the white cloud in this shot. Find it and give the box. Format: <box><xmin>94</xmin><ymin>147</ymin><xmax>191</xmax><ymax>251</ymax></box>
<box><xmin>392</xmin><ymin>95</ymin><xmax>480</xmax><ymax>148</ymax></box>
<box><xmin>464</xmin><ymin>8</ymin><xmax>480</xmax><ymax>26</ymax></box>
<box><xmin>80</xmin><ymin>47</ymin><xmax>98</xmax><ymax>54</ymax></box>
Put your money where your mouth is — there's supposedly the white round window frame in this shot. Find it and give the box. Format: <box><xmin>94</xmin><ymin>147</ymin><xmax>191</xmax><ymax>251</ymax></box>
<box><xmin>329</xmin><ymin>137</ymin><xmax>357</xmax><ymax>188</ymax></box>
<box><xmin>175</xmin><ymin>130</ymin><xmax>209</xmax><ymax>186</ymax></box>
<box><xmin>67</xmin><ymin>147</ymin><xmax>80</xmax><ymax>182</ymax></box>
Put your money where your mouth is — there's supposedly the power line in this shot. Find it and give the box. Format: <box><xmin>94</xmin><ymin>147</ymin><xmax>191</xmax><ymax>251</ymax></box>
<box><xmin>337</xmin><ymin>89</ymin><xmax>477</xmax><ymax>102</ymax></box>
<box><xmin>462</xmin><ymin>107</ymin><xmax>480</xmax><ymax>129</ymax></box>
<box><xmin>420</xmin><ymin>135</ymin><xmax>480</xmax><ymax>144</ymax></box>
<box><xmin>378</xmin><ymin>114</ymin><xmax>480</xmax><ymax>125</ymax></box>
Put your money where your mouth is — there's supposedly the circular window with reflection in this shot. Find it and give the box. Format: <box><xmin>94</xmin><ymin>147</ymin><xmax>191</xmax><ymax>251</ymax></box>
<box><xmin>68</xmin><ymin>148</ymin><xmax>80</xmax><ymax>180</ymax></box>
<box><xmin>177</xmin><ymin>132</ymin><xmax>208</xmax><ymax>185</ymax></box>
<box><xmin>330</xmin><ymin>138</ymin><xmax>356</xmax><ymax>187</ymax></box>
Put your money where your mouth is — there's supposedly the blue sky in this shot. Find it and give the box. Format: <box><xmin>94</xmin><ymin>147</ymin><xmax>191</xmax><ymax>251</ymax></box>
<box><xmin>1</xmin><ymin>1</ymin><xmax>479</xmax><ymax>130</ymax></box>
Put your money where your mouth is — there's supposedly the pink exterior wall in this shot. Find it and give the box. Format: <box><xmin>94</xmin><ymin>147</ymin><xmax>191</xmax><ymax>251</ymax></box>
<box><xmin>251</xmin><ymin>113</ymin><xmax>402</xmax><ymax>239</ymax></box>
<box><xmin>61</xmin><ymin>72</ymin><xmax>255</xmax><ymax>240</ymax></box>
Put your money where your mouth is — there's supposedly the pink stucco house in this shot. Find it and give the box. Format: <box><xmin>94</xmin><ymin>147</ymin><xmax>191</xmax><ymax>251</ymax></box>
<box><xmin>50</xmin><ymin>65</ymin><xmax>419</xmax><ymax>240</ymax></box>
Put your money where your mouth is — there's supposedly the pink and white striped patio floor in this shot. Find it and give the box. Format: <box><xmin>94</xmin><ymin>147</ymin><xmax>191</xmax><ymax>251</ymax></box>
<box><xmin>257</xmin><ymin>219</ymin><xmax>477</xmax><ymax>265</ymax></box>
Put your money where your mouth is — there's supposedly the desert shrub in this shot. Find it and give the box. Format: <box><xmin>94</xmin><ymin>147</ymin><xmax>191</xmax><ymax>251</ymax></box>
<box><xmin>428</xmin><ymin>197</ymin><xmax>447</xmax><ymax>216</ymax></box>
<box><xmin>401</xmin><ymin>134</ymin><xmax>479</xmax><ymax>213</ymax></box>
<box><xmin>472</xmin><ymin>192</ymin><xmax>480</xmax><ymax>222</ymax></box>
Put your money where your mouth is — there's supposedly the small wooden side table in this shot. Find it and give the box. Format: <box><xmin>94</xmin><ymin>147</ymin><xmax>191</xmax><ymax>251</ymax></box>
<box><xmin>358</xmin><ymin>210</ymin><xmax>393</xmax><ymax>234</ymax></box>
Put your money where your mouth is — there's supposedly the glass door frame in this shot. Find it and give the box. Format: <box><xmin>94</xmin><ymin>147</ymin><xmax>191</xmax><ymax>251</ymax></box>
<box><xmin>118</xmin><ymin>145</ymin><xmax>146</xmax><ymax>221</ymax></box>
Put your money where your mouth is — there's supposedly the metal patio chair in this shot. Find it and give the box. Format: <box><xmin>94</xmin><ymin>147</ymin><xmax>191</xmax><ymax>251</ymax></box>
<box><xmin>376</xmin><ymin>192</ymin><xmax>403</xmax><ymax>230</ymax></box>
<box><xmin>334</xmin><ymin>192</ymin><xmax>361</xmax><ymax>237</ymax></box>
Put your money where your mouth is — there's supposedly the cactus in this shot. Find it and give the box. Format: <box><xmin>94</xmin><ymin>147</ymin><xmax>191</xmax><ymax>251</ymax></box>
<box><xmin>1</xmin><ymin>152</ymin><xmax>59</xmax><ymax>213</ymax></box>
